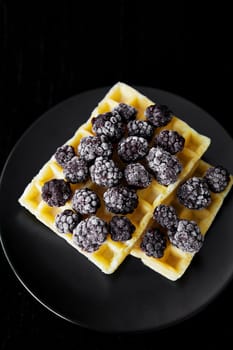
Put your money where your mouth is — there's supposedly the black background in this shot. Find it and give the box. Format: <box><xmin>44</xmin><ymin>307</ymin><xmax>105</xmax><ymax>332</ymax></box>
<box><xmin>0</xmin><ymin>1</ymin><xmax>233</xmax><ymax>348</ymax></box>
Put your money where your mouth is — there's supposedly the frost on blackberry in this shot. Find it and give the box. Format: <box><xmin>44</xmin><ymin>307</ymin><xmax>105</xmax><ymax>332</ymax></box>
<box><xmin>54</xmin><ymin>144</ymin><xmax>76</xmax><ymax>167</ymax></box>
<box><xmin>146</xmin><ymin>147</ymin><xmax>182</xmax><ymax>186</ymax></box>
<box><xmin>113</xmin><ymin>103</ymin><xmax>137</xmax><ymax>123</ymax></box>
<box><xmin>118</xmin><ymin>136</ymin><xmax>149</xmax><ymax>162</ymax></box>
<box><xmin>91</xmin><ymin>111</ymin><xmax>125</xmax><ymax>142</ymax></box>
<box><xmin>204</xmin><ymin>165</ymin><xmax>230</xmax><ymax>193</ymax></box>
<box><xmin>168</xmin><ymin>219</ymin><xmax>204</xmax><ymax>253</ymax></box>
<box><xmin>73</xmin><ymin>216</ymin><xmax>108</xmax><ymax>253</ymax></box>
<box><xmin>153</xmin><ymin>204</ymin><xmax>178</xmax><ymax>231</ymax></box>
<box><xmin>90</xmin><ymin>156</ymin><xmax>123</xmax><ymax>187</ymax></box>
<box><xmin>177</xmin><ymin>177</ymin><xmax>211</xmax><ymax>209</ymax></box>
<box><xmin>72</xmin><ymin>188</ymin><xmax>100</xmax><ymax>215</ymax></box>
<box><xmin>78</xmin><ymin>135</ymin><xmax>113</xmax><ymax>162</ymax></box>
<box><xmin>109</xmin><ymin>216</ymin><xmax>135</xmax><ymax>241</ymax></box>
<box><xmin>145</xmin><ymin>104</ymin><xmax>173</xmax><ymax>127</ymax></box>
<box><xmin>154</xmin><ymin>130</ymin><xmax>185</xmax><ymax>154</ymax></box>
<box><xmin>103</xmin><ymin>186</ymin><xmax>138</xmax><ymax>214</ymax></box>
<box><xmin>140</xmin><ymin>228</ymin><xmax>167</xmax><ymax>258</ymax></box>
<box><xmin>127</xmin><ymin>120</ymin><xmax>154</xmax><ymax>140</ymax></box>
<box><xmin>55</xmin><ymin>209</ymin><xmax>81</xmax><ymax>234</ymax></box>
<box><xmin>124</xmin><ymin>163</ymin><xmax>152</xmax><ymax>188</ymax></box>
<box><xmin>41</xmin><ymin>179</ymin><xmax>72</xmax><ymax>207</ymax></box>
<box><xmin>63</xmin><ymin>156</ymin><xmax>89</xmax><ymax>184</ymax></box>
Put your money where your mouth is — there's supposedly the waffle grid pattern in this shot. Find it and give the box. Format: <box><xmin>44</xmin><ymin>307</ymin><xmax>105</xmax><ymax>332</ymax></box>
<box><xmin>131</xmin><ymin>159</ymin><xmax>233</xmax><ymax>280</ymax></box>
<box><xmin>19</xmin><ymin>82</ymin><xmax>211</xmax><ymax>274</ymax></box>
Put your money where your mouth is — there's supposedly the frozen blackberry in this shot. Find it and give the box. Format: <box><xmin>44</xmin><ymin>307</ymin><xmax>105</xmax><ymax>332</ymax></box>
<box><xmin>78</xmin><ymin>135</ymin><xmax>113</xmax><ymax>162</ymax></box>
<box><xmin>113</xmin><ymin>103</ymin><xmax>137</xmax><ymax>123</ymax></box>
<box><xmin>154</xmin><ymin>130</ymin><xmax>185</xmax><ymax>154</ymax></box>
<box><xmin>109</xmin><ymin>216</ymin><xmax>135</xmax><ymax>241</ymax></box>
<box><xmin>73</xmin><ymin>216</ymin><xmax>108</xmax><ymax>253</ymax></box>
<box><xmin>124</xmin><ymin>163</ymin><xmax>152</xmax><ymax>188</ymax></box>
<box><xmin>41</xmin><ymin>179</ymin><xmax>72</xmax><ymax>207</ymax></box>
<box><xmin>72</xmin><ymin>188</ymin><xmax>100</xmax><ymax>215</ymax></box>
<box><xmin>153</xmin><ymin>205</ymin><xmax>178</xmax><ymax>231</ymax></box>
<box><xmin>118</xmin><ymin>136</ymin><xmax>149</xmax><ymax>162</ymax></box>
<box><xmin>140</xmin><ymin>228</ymin><xmax>167</xmax><ymax>258</ymax></box>
<box><xmin>103</xmin><ymin>186</ymin><xmax>138</xmax><ymax>214</ymax></box>
<box><xmin>168</xmin><ymin>219</ymin><xmax>204</xmax><ymax>253</ymax></box>
<box><xmin>90</xmin><ymin>156</ymin><xmax>123</xmax><ymax>187</ymax></box>
<box><xmin>127</xmin><ymin>120</ymin><xmax>154</xmax><ymax>140</ymax></box>
<box><xmin>92</xmin><ymin>111</ymin><xmax>125</xmax><ymax>142</ymax></box>
<box><xmin>177</xmin><ymin>177</ymin><xmax>211</xmax><ymax>209</ymax></box>
<box><xmin>145</xmin><ymin>104</ymin><xmax>173</xmax><ymax>127</ymax></box>
<box><xmin>63</xmin><ymin>156</ymin><xmax>89</xmax><ymax>184</ymax></box>
<box><xmin>54</xmin><ymin>144</ymin><xmax>76</xmax><ymax>167</ymax></box>
<box><xmin>146</xmin><ymin>147</ymin><xmax>182</xmax><ymax>186</ymax></box>
<box><xmin>204</xmin><ymin>165</ymin><xmax>230</xmax><ymax>193</ymax></box>
<box><xmin>55</xmin><ymin>209</ymin><xmax>81</xmax><ymax>234</ymax></box>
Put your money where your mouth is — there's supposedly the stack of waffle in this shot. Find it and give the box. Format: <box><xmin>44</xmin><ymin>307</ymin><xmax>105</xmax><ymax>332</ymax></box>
<box><xmin>18</xmin><ymin>82</ymin><xmax>232</xmax><ymax>279</ymax></box>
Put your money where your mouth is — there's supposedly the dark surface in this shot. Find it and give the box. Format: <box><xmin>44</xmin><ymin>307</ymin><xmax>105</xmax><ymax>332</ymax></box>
<box><xmin>1</xmin><ymin>1</ymin><xmax>233</xmax><ymax>349</ymax></box>
<box><xmin>1</xmin><ymin>86</ymin><xmax>233</xmax><ymax>334</ymax></box>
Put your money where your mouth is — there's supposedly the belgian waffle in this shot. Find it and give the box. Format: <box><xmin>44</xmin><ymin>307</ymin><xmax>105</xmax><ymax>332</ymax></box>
<box><xmin>131</xmin><ymin>159</ymin><xmax>233</xmax><ymax>281</ymax></box>
<box><xmin>18</xmin><ymin>82</ymin><xmax>210</xmax><ymax>274</ymax></box>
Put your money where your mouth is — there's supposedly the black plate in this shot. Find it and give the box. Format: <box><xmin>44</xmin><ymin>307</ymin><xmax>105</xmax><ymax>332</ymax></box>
<box><xmin>0</xmin><ymin>86</ymin><xmax>233</xmax><ymax>333</ymax></box>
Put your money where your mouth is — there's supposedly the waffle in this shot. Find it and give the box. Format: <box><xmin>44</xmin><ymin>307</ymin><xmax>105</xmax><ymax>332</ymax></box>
<box><xmin>131</xmin><ymin>159</ymin><xmax>233</xmax><ymax>281</ymax></box>
<box><xmin>18</xmin><ymin>82</ymin><xmax>210</xmax><ymax>274</ymax></box>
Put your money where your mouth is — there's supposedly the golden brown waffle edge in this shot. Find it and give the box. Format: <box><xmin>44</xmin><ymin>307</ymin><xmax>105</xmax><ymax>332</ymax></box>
<box><xmin>18</xmin><ymin>82</ymin><xmax>211</xmax><ymax>274</ymax></box>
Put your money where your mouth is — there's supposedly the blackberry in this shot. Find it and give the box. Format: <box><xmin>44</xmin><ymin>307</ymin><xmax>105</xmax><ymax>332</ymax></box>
<box><xmin>90</xmin><ymin>156</ymin><xmax>123</xmax><ymax>187</ymax></box>
<box><xmin>41</xmin><ymin>179</ymin><xmax>72</xmax><ymax>207</ymax></box>
<box><xmin>168</xmin><ymin>219</ymin><xmax>204</xmax><ymax>253</ymax></box>
<box><xmin>78</xmin><ymin>135</ymin><xmax>113</xmax><ymax>162</ymax></box>
<box><xmin>177</xmin><ymin>177</ymin><xmax>211</xmax><ymax>209</ymax></box>
<box><xmin>113</xmin><ymin>103</ymin><xmax>137</xmax><ymax>123</ymax></box>
<box><xmin>63</xmin><ymin>156</ymin><xmax>89</xmax><ymax>184</ymax></box>
<box><xmin>72</xmin><ymin>188</ymin><xmax>100</xmax><ymax>215</ymax></box>
<box><xmin>204</xmin><ymin>165</ymin><xmax>230</xmax><ymax>193</ymax></box>
<box><xmin>73</xmin><ymin>216</ymin><xmax>108</xmax><ymax>253</ymax></box>
<box><xmin>54</xmin><ymin>144</ymin><xmax>76</xmax><ymax>167</ymax></box>
<box><xmin>118</xmin><ymin>136</ymin><xmax>149</xmax><ymax>162</ymax></box>
<box><xmin>145</xmin><ymin>104</ymin><xmax>173</xmax><ymax>128</ymax></box>
<box><xmin>109</xmin><ymin>216</ymin><xmax>135</xmax><ymax>241</ymax></box>
<box><xmin>124</xmin><ymin>163</ymin><xmax>152</xmax><ymax>188</ymax></box>
<box><xmin>154</xmin><ymin>130</ymin><xmax>185</xmax><ymax>154</ymax></box>
<box><xmin>103</xmin><ymin>186</ymin><xmax>138</xmax><ymax>214</ymax></box>
<box><xmin>146</xmin><ymin>147</ymin><xmax>182</xmax><ymax>186</ymax></box>
<box><xmin>55</xmin><ymin>209</ymin><xmax>81</xmax><ymax>234</ymax></box>
<box><xmin>92</xmin><ymin>111</ymin><xmax>125</xmax><ymax>142</ymax></box>
<box><xmin>140</xmin><ymin>228</ymin><xmax>167</xmax><ymax>258</ymax></box>
<box><xmin>153</xmin><ymin>205</ymin><xmax>178</xmax><ymax>231</ymax></box>
<box><xmin>127</xmin><ymin>120</ymin><xmax>154</xmax><ymax>140</ymax></box>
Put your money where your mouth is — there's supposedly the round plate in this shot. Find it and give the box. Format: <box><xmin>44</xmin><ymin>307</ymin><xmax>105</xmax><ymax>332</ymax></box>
<box><xmin>0</xmin><ymin>86</ymin><xmax>233</xmax><ymax>333</ymax></box>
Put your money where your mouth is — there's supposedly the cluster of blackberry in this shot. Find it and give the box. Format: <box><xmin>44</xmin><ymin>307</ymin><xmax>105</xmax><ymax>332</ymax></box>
<box><xmin>90</xmin><ymin>102</ymin><xmax>184</xmax><ymax>188</ymax></box>
<box><xmin>41</xmin><ymin>103</ymin><xmax>144</xmax><ymax>252</ymax></box>
<box><xmin>154</xmin><ymin>204</ymin><xmax>204</xmax><ymax>253</ymax></box>
<box><xmin>177</xmin><ymin>165</ymin><xmax>230</xmax><ymax>210</ymax></box>
<box><xmin>40</xmin><ymin>101</ymin><xmax>186</xmax><ymax>253</ymax></box>
<box><xmin>141</xmin><ymin>204</ymin><xmax>204</xmax><ymax>258</ymax></box>
<box><xmin>40</xmin><ymin>100</ymin><xmax>230</xmax><ymax>257</ymax></box>
<box><xmin>46</xmin><ymin>102</ymin><xmax>183</xmax><ymax>211</ymax></box>
<box><xmin>142</xmin><ymin>163</ymin><xmax>230</xmax><ymax>258</ymax></box>
<box><xmin>145</xmin><ymin>111</ymin><xmax>185</xmax><ymax>186</ymax></box>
